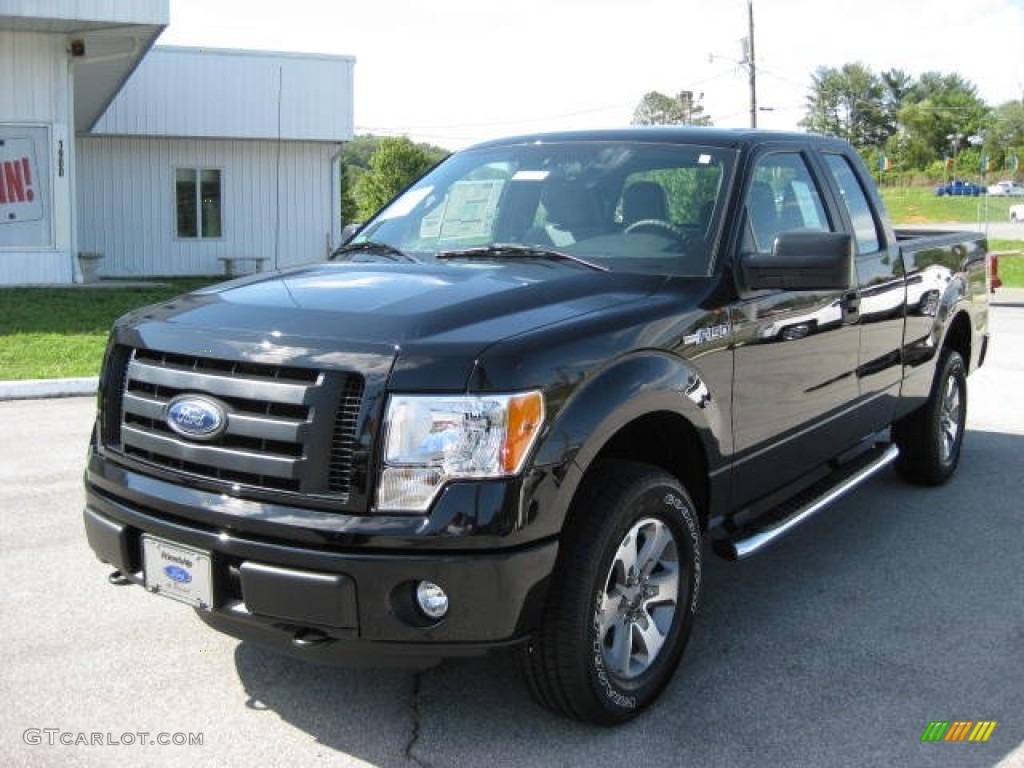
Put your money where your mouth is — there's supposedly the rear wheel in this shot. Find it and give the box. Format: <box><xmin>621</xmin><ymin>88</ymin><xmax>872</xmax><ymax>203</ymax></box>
<box><xmin>522</xmin><ymin>460</ymin><xmax>701</xmax><ymax>724</ymax></box>
<box><xmin>893</xmin><ymin>349</ymin><xmax>967</xmax><ymax>484</ymax></box>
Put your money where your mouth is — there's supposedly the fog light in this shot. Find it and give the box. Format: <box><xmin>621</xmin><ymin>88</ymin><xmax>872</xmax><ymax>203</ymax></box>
<box><xmin>415</xmin><ymin>581</ymin><xmax>449</xmax><ymax>619</ymax></box>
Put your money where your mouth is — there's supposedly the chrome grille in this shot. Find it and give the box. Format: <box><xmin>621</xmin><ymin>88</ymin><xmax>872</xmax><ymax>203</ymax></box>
<box><xmin>107</xmin><ymin>348</ymin><xmax>363</xmax><ymax>499</ymax></box>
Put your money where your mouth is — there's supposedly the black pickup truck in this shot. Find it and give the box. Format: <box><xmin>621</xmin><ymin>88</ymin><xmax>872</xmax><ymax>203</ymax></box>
<box><xmin>84</xmin><ymin>129</ymin><xmax>990</xmax><ymax>724</ymax></box>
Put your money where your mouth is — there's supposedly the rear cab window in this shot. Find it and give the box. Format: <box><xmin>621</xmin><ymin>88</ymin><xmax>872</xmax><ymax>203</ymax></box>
<box><xmin>820</xmin><ymin>154</ymin><xmax>883</xmax><ymax>256</ymax></box>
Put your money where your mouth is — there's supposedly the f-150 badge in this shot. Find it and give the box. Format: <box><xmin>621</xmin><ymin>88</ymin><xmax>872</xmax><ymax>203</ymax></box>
<box><xmin>683</xmin><ymin>324</ymin><xmax>730</xmax><ymax>346</ymax></box>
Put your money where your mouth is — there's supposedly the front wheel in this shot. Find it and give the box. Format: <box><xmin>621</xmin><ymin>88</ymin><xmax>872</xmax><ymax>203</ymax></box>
<box><xmin>893</xmin><ymin>349</ymin><xmax>967</xmax><ymax>484</ymax></box>
<box><xmin>522</xmin><ymin>461</ymin><xmax>702</xmax><ymax>724</ymax></box>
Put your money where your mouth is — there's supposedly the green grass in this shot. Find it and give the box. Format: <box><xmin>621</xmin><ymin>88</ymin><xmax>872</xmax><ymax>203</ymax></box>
<box><xmin>879</xmin><ymin>187</ymin><xmax>1024</xmax><ymax>288</ymax></box>
<box><xmin>0</xmin><ymin>278</ymin><xmax>222</xmax><ymax>380</ymax></box>
<box><xmin>879</xmin><ymin>186</ymin><xmax>1017</xmax><ymax>224</ymax></box>
<box><xmin>993</xmin><ymin>253</ymin><xmax>1024</xmax><ymax>288</ymax></box>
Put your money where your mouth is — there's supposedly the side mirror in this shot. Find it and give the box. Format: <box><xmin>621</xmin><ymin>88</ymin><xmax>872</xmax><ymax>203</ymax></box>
<box><xmin>339</xmin><ymin>222</ymin><xmax>362</xmax><ymax>246</ymax></box>
<box><xmin>740</xmin><ymin>231</ymin><xmax>853</xmax><ymax>291</ymax></box>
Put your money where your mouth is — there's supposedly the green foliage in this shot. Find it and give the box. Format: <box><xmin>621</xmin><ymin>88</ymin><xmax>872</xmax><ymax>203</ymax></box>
<box><xmin>896</xmin><ymin>72</ymin><xmax>989</xmax><ymax>168</ymax></box>
<box><xmin>988</xmin><ymin>101</ymin><xmax>1024</xmax><ymax>150</ymax></box>
<box><xmin>353</xmin><ymin>137</ymin><xmax>437</xmax><ymax>220</ymax></box>
<box><xmin>801</xmin><ymin>63</ymin><xmax>891</xmax><ymax>147</ymax></box>
<box><xmin>338</xmin><ymin>161</ymin><xmax>358</xmax><ymax>225</ymax></box>
<box><xmin>632</xmin><ymin>90</ymin><xmax>712</xmax><ymax>126</ymax></box>
<box><xmin>0</xmin><ymin>279</ymin><xmax>220</xmax><ymax>379</ymax></box>
<box><xmin>338</xmin><ymin>136</ymin><xmax>449</xmax><ymax>222</ymax></box>
<box><xmin>803</xmin><ymin>65</ymin><xmax>995</xmax><ymax>174</ymax></box>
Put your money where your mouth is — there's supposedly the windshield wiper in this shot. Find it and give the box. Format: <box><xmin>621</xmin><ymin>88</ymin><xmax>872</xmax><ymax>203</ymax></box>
<box><xmin>436</xmin><ymin>243</ymin><xmax>607</xmax><ymax>272</ymax></box>
<box><xmin>331</xmin><ymin>240</ymin><xmax>416</xmax><ymax>262</ymax></box>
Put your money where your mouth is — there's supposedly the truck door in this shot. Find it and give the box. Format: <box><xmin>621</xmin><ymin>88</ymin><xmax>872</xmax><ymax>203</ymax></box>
<box><xmin>729</xmin><ymin>150</ymin><xmax>862</xmax><ymax>507</ymax></box>
<box><xmin>818</xmin><ymin>152</ymin><xmax>905</xmax><ymax>430</ymax></box>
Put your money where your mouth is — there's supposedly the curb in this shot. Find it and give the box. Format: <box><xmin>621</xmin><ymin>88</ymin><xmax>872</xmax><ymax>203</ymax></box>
<box><xmin>992</xmin><ymin>287</ymin><xmax>1024</xmax><ymax>306</ymax></box>
<box><xmin>0</xmin><ymin>377</ymin><xmax>98</xmax><ymax>401</ymax></box>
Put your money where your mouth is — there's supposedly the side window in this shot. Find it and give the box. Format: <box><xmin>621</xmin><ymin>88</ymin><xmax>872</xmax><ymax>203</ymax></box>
<box><xmin>745</xmin><ymin>153</ymin><xmax>830</xmax><ymax>252</ymax></box>
<box><xmin>822</xmin><ymin>154</ymin><xmax>881</xmax><ymax>255</ymax></box>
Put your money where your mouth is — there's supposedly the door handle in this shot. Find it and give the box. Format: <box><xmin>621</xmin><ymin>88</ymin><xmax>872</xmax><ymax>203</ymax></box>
<box><xmin>842</xmin><ymin>291</ymin><xmax>860</xmax><ymax>314</ymax></box>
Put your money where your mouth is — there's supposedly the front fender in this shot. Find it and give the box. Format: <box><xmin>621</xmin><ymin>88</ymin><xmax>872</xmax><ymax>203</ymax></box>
<box><xmin>523</xmin><ymin>351</ymin><xmax>729</xmax><ymax>539</ymax></box>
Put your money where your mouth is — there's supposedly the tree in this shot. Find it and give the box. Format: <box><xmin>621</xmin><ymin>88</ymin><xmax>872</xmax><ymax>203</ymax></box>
<box><xmin>896</xmin><ymin>72</ymin><xmax>989</xmax><ymax>170</ymax></box>
<box><xmin>985</xmin><ymin>100</ymin><xmax>1024</xmax><ymax>173</ymax></box>
<box><xmin>632</xmin><ymin>90</ymin><xmax>712</xmax><ymax>126</ymax></box>
<box><xmin>800</xmin><ymin>63</ymin><xmax>890</xmax><ymax>149</ymax></box>
<box><xmin>352</xmin><ymin>137</ymin><xmax>439</xmax><ymax>220</ymax></box>
<box><xmin>338</xmin><ymin>160</ymin><xmax>358</xmax><ymax>226</ymax></box>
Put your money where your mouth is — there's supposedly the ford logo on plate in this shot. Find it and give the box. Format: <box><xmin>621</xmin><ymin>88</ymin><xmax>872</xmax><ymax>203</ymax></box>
<box><xmin>165</xmin><ymin>395</ymin><xmax>227</xmax><ymax>441</ymax></box>
<box><xmin>163</xmin><ymin>565</ymin><xmax>192</xmax><ymax>584</ymax></box>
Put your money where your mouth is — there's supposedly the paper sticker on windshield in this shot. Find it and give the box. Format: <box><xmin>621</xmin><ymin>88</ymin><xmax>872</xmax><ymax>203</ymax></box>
<box><xmin>698</xmin><ymin>154</ymin><xmax>712</xmax><ymax>165</ymax></box>
<box><xmin>513</xmin><ymin>170</ymin><xmax>549</xmax><ymax>181</ymax></box>
<box><xmin>791</xmin><ymin>181</ymin><xmax>824</xmax><ymax>229</ymax></box>
<box><xmin>421</xmin><ymin>179</ymin><xmax>505</xmax><ymax>242</ymax></box>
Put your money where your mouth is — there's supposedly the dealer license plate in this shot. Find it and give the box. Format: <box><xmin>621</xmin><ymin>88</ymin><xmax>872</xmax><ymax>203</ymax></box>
<box><xmin>142</xmin><ymin>535</ymin><xmax>213</xmax><ymax>610</ymax></box>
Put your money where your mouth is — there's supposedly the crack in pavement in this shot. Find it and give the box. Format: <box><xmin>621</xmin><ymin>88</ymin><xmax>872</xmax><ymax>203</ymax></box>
<box><xmin>404</xmin><ymin>671</ymin><xmax>431</xmax><ymax>767</ymax></box>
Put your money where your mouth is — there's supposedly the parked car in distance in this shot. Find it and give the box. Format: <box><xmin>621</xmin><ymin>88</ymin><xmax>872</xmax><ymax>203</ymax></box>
<box><xmin>1010</xmin><ymin>203</ymin><xmax>1024</xmax><ymax>222</ymax></box>
<box><xmin>987</xmin><ymin>180</ymin><xmax>1024</xmax><ymax>197</ymax></box>
<box><xmin>935</xmin><ymin>179</ymin><xmax>985</xmax><ymax>197</ymax></box>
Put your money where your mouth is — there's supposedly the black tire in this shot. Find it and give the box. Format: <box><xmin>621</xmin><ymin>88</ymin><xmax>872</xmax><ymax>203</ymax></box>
<box><xmin>893</xmin><ymin>349</ymin><xmax>967</xmax><ymax>485</ymax></box>
<box><xmin>521</xmin><ymin>460</ymin><xmax>702</xmax><ymax>725</ymax></box>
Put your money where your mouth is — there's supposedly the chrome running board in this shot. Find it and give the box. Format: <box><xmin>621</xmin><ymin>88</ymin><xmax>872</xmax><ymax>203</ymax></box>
<box><xmin>714</xmin><ymin>443</ymin><xmax>900</xmax><ymax>561</ymax></box>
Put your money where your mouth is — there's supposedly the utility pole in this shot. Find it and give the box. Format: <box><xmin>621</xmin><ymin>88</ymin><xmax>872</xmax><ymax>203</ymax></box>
<box><xmin>747</xmin><ymin>0</ymin><xmax>757</xmax><ymax>128</ymax></box>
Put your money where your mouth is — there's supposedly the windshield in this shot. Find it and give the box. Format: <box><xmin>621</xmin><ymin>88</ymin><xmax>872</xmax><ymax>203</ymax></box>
<box><xmin>348</xmin><ymin>141</ymin><xmax>736</xmax><ymax>276</ymax></box>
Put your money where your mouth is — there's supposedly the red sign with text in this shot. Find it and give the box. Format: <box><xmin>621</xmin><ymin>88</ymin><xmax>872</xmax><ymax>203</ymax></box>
<box><xmin>0</xmin><ymin>137</ymin><xmax>43</xmax><ymax>223</ymax></box>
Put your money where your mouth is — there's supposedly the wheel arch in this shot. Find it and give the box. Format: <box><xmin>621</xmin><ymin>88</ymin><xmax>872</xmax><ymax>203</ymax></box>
<box><xmin>583</xmin><ymin>411</ymin><xmax>709</xmax><ymax>528</ymax></box>
<box><xmin>941</xmin><ymin>307</ymin><xmax>972</xmax><ymax>367</ymax></box>
<box><xmin>533</xmin><ymin>352</ymin><xmax>725</xmax><ymax>533</ymax></box>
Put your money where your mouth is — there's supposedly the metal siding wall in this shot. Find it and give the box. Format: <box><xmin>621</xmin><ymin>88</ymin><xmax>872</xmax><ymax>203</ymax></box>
<box><xmin>0</xmin><ymin>0</ymin><xmax>167</xmax><ymax>25</ymax></box>
<box><xmin>93</xmin><ymin>48</ymin><xmax>354</xmax><ymax>142</ymax></box>
<box><xmin>0</xmin><ymin>29</ymin><xmax>73</xmax><ymax>284</ymax></box>
<box><xmin>77</xmin><ymin>136</ymin><xmax>335</xmax><ymax>276</ymax></box>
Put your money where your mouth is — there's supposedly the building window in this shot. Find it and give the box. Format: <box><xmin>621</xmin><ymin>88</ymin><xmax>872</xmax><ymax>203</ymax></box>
<box><xmin>175</xmin><ymin>168</ymin><xmax>222</xmax><ymax>238</ymax></box>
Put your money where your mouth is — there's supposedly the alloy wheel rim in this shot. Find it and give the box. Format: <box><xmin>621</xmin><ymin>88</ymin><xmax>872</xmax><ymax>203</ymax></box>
<box><xmin>595</xmin><ymin>517</ymin><xmax>680</xmax><ymax>681</ymax></box>
<box><xmin>939</xmin><ymin>374</ymin><xmax>962</xmax><ymax>463</ymax></box>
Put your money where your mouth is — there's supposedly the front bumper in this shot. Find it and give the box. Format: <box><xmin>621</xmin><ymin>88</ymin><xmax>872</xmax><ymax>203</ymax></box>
<box><xmin>84</xmin><ymin>468</ymin><xmax>558</xmax><ymax>667</ymax></box>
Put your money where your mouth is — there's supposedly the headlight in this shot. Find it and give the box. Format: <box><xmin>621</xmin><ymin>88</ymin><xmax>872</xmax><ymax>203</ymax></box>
<box><xmin>378</xmin><ymin>391</ymin><xmax>545</xmax><ymax>512</ymax></box>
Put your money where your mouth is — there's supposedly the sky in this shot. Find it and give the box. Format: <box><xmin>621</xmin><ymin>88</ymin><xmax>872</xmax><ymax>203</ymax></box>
<box><xmin>158</xmin><ymin>0</ymin><xmax>1024</xmax><ymax>150</ymax></box>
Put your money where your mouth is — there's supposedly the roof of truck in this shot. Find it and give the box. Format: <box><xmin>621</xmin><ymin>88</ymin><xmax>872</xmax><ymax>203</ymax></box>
<box><xmin>467</xmin><ymin>127</ymin><xmax>851</xmax><ymax>151</ymax></box>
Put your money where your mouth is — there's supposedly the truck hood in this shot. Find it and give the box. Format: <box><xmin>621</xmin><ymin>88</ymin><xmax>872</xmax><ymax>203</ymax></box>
<box><xmin>117</xmin><ymin>262</ymin><xmax>667</xmax><ymax>389</ymax></box>
<box><xmin>135</xmin><ymin>262</ymin><xmax>665</xmax><ymax>343</ymax></box>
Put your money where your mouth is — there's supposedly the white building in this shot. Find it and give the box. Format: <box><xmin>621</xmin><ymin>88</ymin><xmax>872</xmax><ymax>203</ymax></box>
<box><xmin>0</xmin><ymin>1</ymin><xmax>355</xmax><ymax>285</ymax></box>
<box><xmin>79</xmin><ymin>46</ymin><xmax>355</xmax><ymax>277</ymax></box>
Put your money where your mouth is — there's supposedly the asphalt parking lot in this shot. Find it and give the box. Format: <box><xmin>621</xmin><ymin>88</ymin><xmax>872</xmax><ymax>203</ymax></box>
<box><xmin>2</xmin><ymin>302</ymin><xmax>1022</xmax><ymax>768</ymax></box>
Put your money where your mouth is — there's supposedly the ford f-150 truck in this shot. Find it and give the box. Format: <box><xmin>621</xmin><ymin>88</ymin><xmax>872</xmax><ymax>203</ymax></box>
<box><xmin>84</xmin><ymin>129</ymin><xmax>990</xmax><ymax>724</ymax></box>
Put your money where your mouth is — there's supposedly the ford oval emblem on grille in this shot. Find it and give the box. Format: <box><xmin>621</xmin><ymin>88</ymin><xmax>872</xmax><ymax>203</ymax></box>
<box><xmin>165</xmin><ymin>395</ymin><xmax>227</xmax><ymax>441</ymax></box>
<box><xmin>163</xmin><ymin>565</ymin><xmax>192</xmax><ymax>584</ymax></box>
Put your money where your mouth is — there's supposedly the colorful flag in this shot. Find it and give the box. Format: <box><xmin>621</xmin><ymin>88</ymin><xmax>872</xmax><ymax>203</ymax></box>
<box><xmin>980</xmin><ymin>154</ymin><xmax>989</xmax><ymax>173</ymax></box>
<box><xmin>1012</xmin><ymin>154</ymin><xmax>1020</xmax><ymax>173</ymax></box>
<box><xmin>944</xmin><ymin>154</ymin><xmax>955</xmax><ymax>172</ymax></box>
<box><xmin>879</xmin><ymin>155</ymin><xmax>893</xmax><ymax>171</ymax></box>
